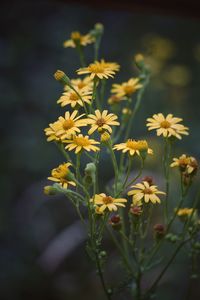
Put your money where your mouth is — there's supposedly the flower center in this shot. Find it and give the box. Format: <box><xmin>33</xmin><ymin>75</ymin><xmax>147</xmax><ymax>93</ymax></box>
<box><xmin>103</xmin><ymin>196</ymin><xmax>114</xmax><ymax>204</ymax></box>
<box><xmin>160</xmin><ymin>120</ymin><xmax>171</xmax><ymax>128</ymax></box>
<box><xmin>69</xmin><ymin>92</ymin><xmax>79</xmax><ymax>101</ymax></box>
<box><xmin>96</xmin><ymin>118</ymin><xmax>106</xmax><ymax>127</ymax></box>
<box><xmin>63</xmin><ymin>119</ymin><xmax>74</xmax><ymax>130</ymax></box>
<box><xmin>126</xmin><ymin>139</ymin><xmax>148</xmax><ymax>150</ymax></box>
<box><xmin>74</xmin><ymin>136</ymin><xmax>90</xmax><ymax>146</ymax></box>
<box><xmin>123</xmin><ymin>85</ymin><xmax>135</xmax><ymax>95</ymax></box>
<box><xmin>71</xmin><ymin>31</ymin><xmax>81</xmax><ymax>41</ymax></box>
<box><xmin>77</xmin><ymin>82</ymin><xmax>86</xmax><ymax>89</ymax></box>
<box><xmin>143</xmin><ymin>188</ymin><xmax>153</xmax><ymax>194</ymax></box>
<box><xmin>89</xmin><ymin>64</ymin><xmax>105</xmax><ymax>74</ymax></box>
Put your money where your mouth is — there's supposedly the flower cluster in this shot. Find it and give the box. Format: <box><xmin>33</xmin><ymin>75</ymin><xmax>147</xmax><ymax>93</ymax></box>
<box><xmin>42</xmin><ymin>24</ymin><xmax>199</xmax><ymax>300</ymax></box>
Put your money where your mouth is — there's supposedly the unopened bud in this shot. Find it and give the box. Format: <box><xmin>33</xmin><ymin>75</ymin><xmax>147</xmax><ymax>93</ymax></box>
<box><xmin>142</xmin><ymin>176</ymin><xmax>154</xmax><ymax>186</ymax></box>
<box><xmin>134</xmin><ymin>53</ymin><xmax>145</xmax><ymax>69</ymax></box>
<box><xmin>109</xmin><ymin>214</ymin><xmax>121</xmax><ymax>230</ymax></box>
<box><xmin>130</xmin><ymin>205</ymin><xmax>142</xmax><ymax>216</ymax></box>
<box><xmin>154</xmin><ymin>224</ymin><xmax>165</xmax><ymax>240</ymax></box>
<box><xmin>54</xmin><ymin>70</ymin><xmax>71</xmax><ymax>86</ymax></box>
<box><xmin>101</xmin><ymin>132</ymin><xmax>110</xmax><ymax>143</ymax></box>
<box><xmin>43</xmin><ymin>185</ymin><xmax>57</xmax><ymax>196</ymax></box>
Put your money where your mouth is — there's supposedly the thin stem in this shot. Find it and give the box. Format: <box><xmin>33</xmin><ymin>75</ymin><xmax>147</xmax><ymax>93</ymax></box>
<box><xmin>163</xmin><ymin>138</ymin><xmax>171</xmax><ymax>223</ymax></box>
<box><xmin>76</xmin><ymin>44</ymin><xmax>86</xmax><ymax>67</ymax></box>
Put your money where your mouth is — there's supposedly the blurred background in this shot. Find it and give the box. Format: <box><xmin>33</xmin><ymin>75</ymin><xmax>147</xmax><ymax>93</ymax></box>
<box><xmin>1</xmin><ymin>1</ymin><xmax>200</xmax><ymax>299</ymax></box>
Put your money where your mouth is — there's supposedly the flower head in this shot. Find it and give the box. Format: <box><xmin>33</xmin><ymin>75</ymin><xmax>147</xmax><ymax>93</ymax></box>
<box><xmin>170</xmin><ymin>154</ymin><xmax>198</xmax><ymax>175</ymax></box>
<box><xmin>146</xmin><ymin>113</ymin><xmax>189</xmax><ymax>139</ymax></box>
<box><xmin>64</xmin><ymin>134</ymin><xmax>100</xmax><ymax>153</ymax></box>
<box><xmin>176</xmin><ymin>208</ymin><xmax>197</xmax><ymax>222</ymax></box>
<box><xmin>77</xmin><ymin>59</ymin><xmax>120</xmax><ymax>80</ymax></box>
<box><xmin>86</xmin><ymin>110</ymin><xmax>120</xmax><ymax>135</ymax></box>
<box><xmin>64</xmin><ymin>76</ymin><xmax>93</xmax><ymax>92</ymax></box>
<box><xmin>91</xmin><ymin>193</ymin><xmax>127</xmax><ymax>213</ymax></box>
<box><xmin>57</xmin><ymin>87</ymin><xmax>92</xmax><ymax>108</ymax></box>
<box><xmin>63</xmin><ymin>31</ymin><xmax>94</xmax><ymax>48</ymax></box>
<box><xmin>108</xmin><ymin>95</ymin><xmax>125</xmax><ymax>105</ymax></box>
<box><xmin>128</xmin><ymin>181</ymin><xmax>165</xmax><ymax>204</ymax></box>
<box><xmin>113</xmin><ymin>139</ymin><xmax>153</xmax><ymax>157</ymax></box>
<box><xmin>111</xmin><ymin>78</ymin><xmax>142</xmax><ymax>98</ymax></box>
<box><xmin>44</xmin><ymin>111</ymin><xmax>87</xmax><ymax>141</ymax></box>
<box><xmin>48</xmin><ymin>163</ymin><xmax>76</xmax><ymax>189</ymax></box>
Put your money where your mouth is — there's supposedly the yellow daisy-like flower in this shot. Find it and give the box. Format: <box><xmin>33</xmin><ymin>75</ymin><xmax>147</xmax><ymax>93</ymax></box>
<box><xmin>63</xmin><ymin>31</ymin><xmax>94</xmax><ymax>48</ymax></box>
<box><xmin>111</xmin><ymin>78</ymin><xmax>142</xmax><ymax>97</ymax></box>
<box><xmin>57</xmin><ymin>87</ymin><xmax>92</xmax><ymax>108</ymax></box>
<box><xmin>170</xmin><ymin>154</ymin><xmax>198</xmax><ymax>175</ymax></box>
<box><xmin>77</xmin><ymin>59</ymin><xmax>120</xmax><ymax>80</ymax></box>
<box><xmin>64</xmin><ymin>134</ymin><xmax>100</xmax><ymax>153</ymax></box>
<box><xmin>86</xmin><ymin>110</ymin><xmax>120</xmax><ymax>135</ymax></box>
<box><xmin>113</xmin><ymin>139</ymin><xmax>153</xmax><ymax>156</ymax></box>
<box><xmin>64</xmin><ymin>76</ymin><xmax>93</xmax><ymax>92</ymax></box>
<box><xmin>91</xmin><ymin>193</ymin><xmax>127</xmax><ymax>213</ymax></box>
<box><xmin>57</xmin><ymin>111</ymin><xmax>88</xmax><ymax>140</ymax></box>
<box><xmin>128</xmin><ymin>181</ymin><xmax>165</xmax><ymax>204</ymax></box>
<box><xmin>108</xmin><ymin>95</ymin><xmax>125</xmax><ymax>105</ymax></box>
<box><xmin>44</xmin><ymin>120</ymin><xmax>63</xmax><ymax>142</ymax></box>
<box><xmin>176</xmin><ymin>208</ymin><xmax>197</xmax><ymax>222</ymax></box>
<box><xmin>48</xmin><ymin>163</ymin><xmax>76</xmax><ymax>189</ymax></box>
<box><xmin>146</xmin><ymin>113</ymin><xmax>189</xmax><ymax>139</ymax></box>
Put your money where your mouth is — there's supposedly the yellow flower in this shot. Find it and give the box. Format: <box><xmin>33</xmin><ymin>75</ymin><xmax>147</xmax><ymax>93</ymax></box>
<box><xmin>44</xmin><ymin>111</ymin><xmax>87</xmax><ymax>141</ymax></box>
<box><xmin>48</xmin><ymin>163</ymin><xmax>76</xmax><ymax>189</ymax></box>
<box><xmin>108</xmin><ymin>95</ymin><xmax>125</xmax><ymax>105</ymax></box>
<box><xmin>44</xmin><ymin>120</ymin><xmax>63</xmax><ymax>142</ymax></box>
<box><xmin>100</xmin><ymin>132</ymin><xmax>111</xmax><ymax>142</ymax></box>
<box><xmin>77</xmin><ymin>59</ymin><xmax>120</xmax><ymax>80</ymax></box>
<box><xmin>128</xmin><ymin>181</ymin><xmax>165</xmax><ymax>204</ymax></box>
<box><xmin>146</xmin><ymin>113</ymin><xmax>189</xmax><ymax>139</ymax></box>
<box><xmin>64</xmin><ymin>134</ymin><xmax>100</xmax><ymax>153</ymax></box>
<box><xmin>64</xmin><ymin>76</ymin><xmax>93</xmax><ymax>92</ymax></box>
<box><xmin>86</xmin><ymin>110</ymin><xmax>120</xmax><ymax>135</ymax></box>
<box><xmin>57</xmin><ymin>87</ymin><xmax>92</xmax><ymax>108</ymax></box>
<box><xmin>176</xmin><ymin>208</ymin><xmax>197</xmax><ymax>222</ymax></box>
<box><xmin>113</xmin><ymin>139</ymin><xmax>153</xmax><ymax>157</ymax></box>
<box><xmin>111</xmin><ymin>78</ymin><xmax>142</xmax><ymax>97</ymax></box>
<box><xmin>170</xmin><ymin>154</ymin><xmax>198</xmax><ymax>175</ymax></box>
<box><xmin>63</xmin><ymin>31</ymin><xmax>94</xmax><ymax>48</ymax></box>
<box><xmin>91</xmin><ymin>193</ymin><xmax>127</xmax><ymax>213</ymax></box>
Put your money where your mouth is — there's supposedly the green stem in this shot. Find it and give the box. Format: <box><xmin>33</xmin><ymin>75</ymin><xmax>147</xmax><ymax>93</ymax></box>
<box><xmin>107</xmin><ymin>141</ymin><xmax>119</xmax><ymax>195</ymax></box>
<box><xmin>55</xmin><ymin>142</ymin><xmax>72</xmax><ymax>163</ymax></box>
<box><xmin>76</xmin><ymin>44</ymin><xmax>86</xmax><ymax>67</ymax></box>
<box><xmin>163</xmin><ymin>138</ymin><xmax>171</xmax><ymax>223</ymax></box>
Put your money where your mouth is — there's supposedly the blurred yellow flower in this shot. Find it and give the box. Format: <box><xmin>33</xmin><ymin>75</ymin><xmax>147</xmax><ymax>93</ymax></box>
<box><xmin>86</xmin><ymin>109</ymin><xmax>120</xmax><ymax>135</ymax></box>
<box><xmin>176</xmin><ymin>208</ymin><xmax>197</xmax><ymax>222</ymax></box>
<box><xmin>91</xmin><ymin>193</ymin><xmax>127</xmax><ymax>213</ymax></box>
<box><xmin>113</xmin><ymin>139</ymin><xmax>153</xmax><ymax>157</ymax></box>
<box><xmin>146</xmin><ymin>113</ymin><xmax>189</xmax><ymax>139</ymax></box>
<box><xmin>63</xmin><ymin>31</ymin><xmax>94</xmax><ymax>48</ymax></box>
<box><xmin>128</xmin><ymin>181</ymin><xmax>165</xmax><ymax>204</ymax></box>
<box><xmin>64</xmin><ymin>134</ymin><xmax>100</xmax><ymax>153</ymax></box>
<box><xmin>57</xmin><ymin>87</ymin><xmax>92</xmax><ymax>108</ymax></box>
<box><xmin>77</xmin><ymin>60</ymin><xmax>119</xmax><ymax>79</ymax></box>
<box><xmin>111</xmin><ymin>78</ymin><xmax>142</xmax><ymax>98</ymax></box>
<box><xmin>48</xmin><ymin>163</ymin><xmax>76</xmax><ymax>189</ymax></box>
<box><xmin>44</xmin><ymin>120</ymin><xmax>63</xmax><ymax>142</ymax></box>
<box><xmin>64</xmin><ymin>76</ymin><xmax>93</xmax><ymax>92</ymax></box>
<box><xmin>108</xmin><ymin>95</ymin><xmax>125</xmax><ymax>105</ymax></box>
<box><xmin>170</xmin><ymin>154</ymin><xmax>198</xmax><ymax>175</ymax></box>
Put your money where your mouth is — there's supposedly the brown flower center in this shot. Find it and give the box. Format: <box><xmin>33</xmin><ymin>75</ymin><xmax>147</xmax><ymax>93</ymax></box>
<box><xmin>103</xmin><ymin>196</ymin><xmax>114</xmax><ymax>204</ymax></box>
<box><xmin>160</xmin><ymin>120</ymin><xmax>171</xmax><ymax>128</ymax></box>
<box><xmin>69</xmin><ymin>92</ymin><xmax>79</xmax><ymax>101</ymax></box>
<box><xmin>63</xmin><ymin>119</ymin><xmax>74</xmax><ymax>130</ymax></box>
<box><xmin>123</xmin><ymin>85</ymin><xmax>135</xmax><ymax>95</ymax></box>
<box><xmin>74</xmin><ymin>136</ymin><xmax>90</xmax><ymax>146</ymax></box>
<box><xmin>143</xmin><ymin>188</ymin><xmax>153</xmax><ymax>194</ymax></box>
<box><xmin>96</xmin><ymin>118</ymin><xmax>106</xmax><ymax>127</ymax></box>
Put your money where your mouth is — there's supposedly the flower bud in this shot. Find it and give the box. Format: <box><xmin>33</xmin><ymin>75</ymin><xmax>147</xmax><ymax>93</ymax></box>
<box><xmin>134</xmin><ymin>53</ymin><xmax>145</xmax><ymax>69</ymax></box>
<box><xmin>101</xmin><ymin>132</ymin><xmax>110</xmax><ymax>143</ymax></box>
<box><xmin>153</xmin><ymin>224</ymin><xmax>165</xmax><ymax>240</ymax></box>
<box><xmin>109</xmin><ymin>214</ymin><xmax>121</xmax><ymax>230</ymax></box>
<box><xmin>142</xmin><ymin>176</ymin><xmax>154</xmax><ymax>186</ymax></box>
<box><xmin>54</xmin><ymin>70</ymin><xmax>71</xmax><ymax>86</ymax></box>
<box><xmin>43</xmin><ymin>185</ymin><xmax>57</xmax><ymax>196</ymax></box>
<box><xmin>129</xmin><ymin>205</ymin><xmax>142</xmax><ymax>216</ymax></box>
